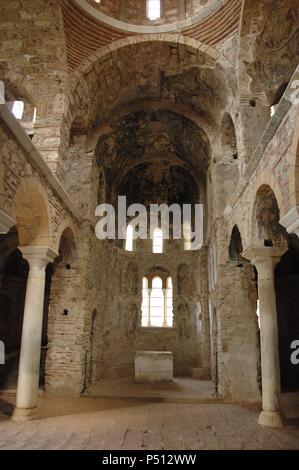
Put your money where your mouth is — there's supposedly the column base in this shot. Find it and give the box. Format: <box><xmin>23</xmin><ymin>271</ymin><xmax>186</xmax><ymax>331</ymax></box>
<box><xmin>258</xmin><ymin>410</ymin><xmax>284</xmax><ymax>428</ymax></box>
<box><xmin>11</xmin><ymin>406</ymin><xmax>39</xmax><ymax>422</ymax></box>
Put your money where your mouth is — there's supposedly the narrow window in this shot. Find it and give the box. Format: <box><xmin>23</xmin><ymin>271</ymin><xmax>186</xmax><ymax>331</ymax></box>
<box><xmin>125</xmin><ymin>224</ymin><xmax>134</xmax><ymax>252</ymax></box>
<box><xmin>147</xmin><ymin>0</ymin><xmax>161</xmax><ymax>20</ymax></box>
<box><xmin>150</xmin><ymin>276</ymin><xmax>164</xmax><ymax>327</ymax></box>
<box><xmin>153</xmin><ymin>227</ymin><xmax>163</xmax><ymax>253</ymax></box>
<box><xmin>141</xmin><ymin>277</ymin><xmax>149</xmax><ymax>327</ymax></box>
<box><xmin>165</xmin><ymin>277</ymin><xmax>173</xmax><ymax>327</ymax></box>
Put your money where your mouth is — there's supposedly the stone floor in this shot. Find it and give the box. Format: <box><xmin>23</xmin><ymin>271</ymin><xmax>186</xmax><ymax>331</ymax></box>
<box><xmin>87</xmin><ymin>377</ymin><xmax>215</xmax><ymax>402</ymax></box>
<box><xmin>0</xmin><ymin>394</ymin><xmax>299</xmax><ymax>450</ymax></box>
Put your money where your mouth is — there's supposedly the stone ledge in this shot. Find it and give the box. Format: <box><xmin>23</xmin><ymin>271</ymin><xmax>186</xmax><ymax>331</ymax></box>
<box><xmin>0</xmin><ymin>101</ymin><xmax>83</xmax><ymax>224</ymax></box>
<box><xmin>224</xmin><ymin>65</ymin><xmax>299</xmax><ymax>218</ymax></box>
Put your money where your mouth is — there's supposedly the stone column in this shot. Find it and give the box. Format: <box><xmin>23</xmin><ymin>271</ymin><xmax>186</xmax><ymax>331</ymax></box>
<box><xmin>243</xmin><ymin>246</ymin><xmax>286</xmax><ymax>427</ymax></box>
<box><xmin>12</xmin><ymin>246</ymin><xmax>58</xmax><ymax>422</ymax></box>
<box><xmin>148</xmin><ymin>288</ymin><xmax>152</xmax><ymax>327</ymax></box>
<box><xmin>163</xmin><ymin>288</ymin><xmax>168</xmax><ymax>327</ymax></box>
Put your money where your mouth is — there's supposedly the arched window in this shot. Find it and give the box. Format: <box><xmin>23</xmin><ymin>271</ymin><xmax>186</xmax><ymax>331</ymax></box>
<box><xmin>141</xmin><ymin>275</ymin><xmax>173</xmax><ymax>328</ymax></box>
<box><xmin>147</xmin><ymin>0</ymin><xmax>161</xmax><ymax>20</ymax></box>
<box><xmin>150</xmin><ymin>276</ymin><xmax>164</xmax><ymax>326</ymax></box>
<box><xmin>153</xmin><ymin>227</ymin><xmax>163</xmax><ymax>253</ymax></box>
<box><xmin>141</xmin><ymin>277</ymin><xmax>149</xmax><ymax>327</ymax></box>
<box><xmin>125</xmin><ymin>224</ymin><xmax>134</xmax><ymax>252</ymax></box>
<box><xmin>166</xmin><ymin>277</ymin><xmax>173</xmax><ymax>327</ymax></box>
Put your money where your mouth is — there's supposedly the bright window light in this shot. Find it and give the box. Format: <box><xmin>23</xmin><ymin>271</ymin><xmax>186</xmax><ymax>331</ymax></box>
<box><xmin>183</xmin><ymin>221</ymin><xmax>192</xmax><ymax>251</ymax></box>
<box><xmin>150</xmin><ymin>277</ymin><xmax>164</xmax><ymax>327</ymax></box>
<box><xmin>12</xmin><ymin>101</ymin><xmax>24</xmax><ymax>120</ymax></box>
<box><xmin>153</xmin><ymin>227</ymin><xmax>163</xmax><ymax>253</ymax></box>
<box><xmin>256</xmin><ymin>300</ymin><xmax>260</xmax><ymax>329</ymax></box>
<box><xmin>147</xmin><ymin>0</ymin><xmax>161</xmax><ymax>20</ymax></box>
<box><xmin>142</xmin><ymin>275</ymin><xmax>173</xmax><ymax>328</ymax></box>
<box><xmin>141</xmin><ymin>277</ymin><xmax>149</xmax><ymax>327</ymax></box>
<box><xmin>125</xmin><ymin>224</ymin><xmax>134</xmax><ymax>251</ymax></box>
<box><xmin>166</xmin><ymin>277</ymin><xmax>173</xmax><ymax>327</ymax></box>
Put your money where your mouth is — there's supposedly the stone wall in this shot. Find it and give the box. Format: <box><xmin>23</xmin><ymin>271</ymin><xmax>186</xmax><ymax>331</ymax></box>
<box><xmin>0</xmin><ymin>0</ymin><xmax>69</xmax><ymax>175</ymax></box>
<box><xmin>91</xmin><ymin>240</ymin><xmax>210</xmax><ymax>379</ymax></box>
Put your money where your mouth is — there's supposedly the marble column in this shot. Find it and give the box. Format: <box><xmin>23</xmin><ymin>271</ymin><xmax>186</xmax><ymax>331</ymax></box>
<box><xmin>12</xmin><ymin>246</ymin><xmax>58</xmax><ymax>422</ymax></box>
<box><xmin>243</xmin><ymin>246</ymin><xmax>286</xmax><ymax>427</ymax></box>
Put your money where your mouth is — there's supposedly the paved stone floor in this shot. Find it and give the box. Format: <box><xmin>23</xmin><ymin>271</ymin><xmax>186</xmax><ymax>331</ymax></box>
<box><xmin>0</xmin><ymin>395</ymin><xmax>299</xmax><ymax>450</ymax></box>
<box><xmin>88</xmin><ymin>377</ymin><xmax>215</xmax><ymax>401</ymax></box>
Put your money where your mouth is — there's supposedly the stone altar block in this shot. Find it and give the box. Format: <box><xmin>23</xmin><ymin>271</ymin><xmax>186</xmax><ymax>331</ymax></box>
<box><xmin>135</xmin><ymin>351</ymin><xmax>173</xmax><ymax>383</ymax></box>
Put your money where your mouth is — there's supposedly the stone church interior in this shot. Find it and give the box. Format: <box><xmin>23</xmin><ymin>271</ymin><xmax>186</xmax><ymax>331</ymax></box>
<box><xmin>0</xmin><ymin>0</ymin><xmax>299</xmax><ymax>451</ymax></box>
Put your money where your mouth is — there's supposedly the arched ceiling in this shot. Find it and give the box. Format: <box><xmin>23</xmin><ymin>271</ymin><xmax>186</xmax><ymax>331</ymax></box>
<box><xmin>96</xmin><ymin>110</ymin><xmax>210</xmax><ymax>185</ymax></box>
<box><xmin>119</xmin><ymin>163</ymin><xmax>199</xmax><ymax>208</ymax></box>
<box><xmin>68</xmin><ymin>36</ymin><xmax>233</xmax><ymax>135</ymax></box>
<box><xmin>60</xmin><ymin>0</ymin><xmax>241</xmax><ymax>69</ymax></box>
<box><xmin>96</xmin><ymin>109</ymin><xmax>210</xmax><ymax>202</ymax></box>
<box><xmin>91</xmin><ymin>65</ymin><xmax>228</xmax><ymax>131</ymax></box>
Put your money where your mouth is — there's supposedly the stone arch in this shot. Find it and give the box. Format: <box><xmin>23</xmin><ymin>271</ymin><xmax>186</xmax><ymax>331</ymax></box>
<box><xmin>250</xmin><ymin>173</ymin><xmax>285</xmax><ymax>244</ymax></box>
<box><xmin>88</xmin><ymin>100</ymin><xmax>214</xmax><ymax>154</ymax></box>
<box><xmin>67</xmin><ymin>114</ymin><xmax>89</xmax><ymax>160</ymax></box>
<box><xmin>56</xmin><ymin>227</ymin><xmax>78</xmax><ymax>266</ymax></box>
<box><xmin>2</xmin><ymin>78</ymin><xmax>35</xmax><ymax>108</ymax></box>
<box><xmin>252</xmin><ymin>183</ymin><xmax>284</xmax><ymax>247</ymax></box>
<box><xmin>220</xmin><ymin>112</ymin><xmax>238</xmax><ymax>161</ymax></box>
<box><xmin>288</xmin><ymin>111</ymin><xmax>299</xmax><ymax>207</ymax></box>
<box><xmin>44</xmin><ymin>223</ymin><xmax>82</xmax><ymax>395</ymax></box>
<box><xmin>228</xmin><ymin>225</ymin><xmax>244</xmax><ymax>262</ymax></box>
<box><xmin>66</xmin><ymin>34</ymin><xmax>229</xmax><ymax>130</ymax></box>
<box><xmin>53</xmin><ymin>219</ymin><xmax>77</xmax><ymax>256</ymax></box>
<box><xmin>13</xmin><ymin>177</ymin><xmax>52</xmax><ymax>247</ymax></box>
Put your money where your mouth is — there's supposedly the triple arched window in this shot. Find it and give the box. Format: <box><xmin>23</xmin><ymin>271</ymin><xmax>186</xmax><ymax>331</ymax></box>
<box><xmin>141</xmin><ymin>274</ymin><xmax>173</xmax><ymax>327</ymax></box>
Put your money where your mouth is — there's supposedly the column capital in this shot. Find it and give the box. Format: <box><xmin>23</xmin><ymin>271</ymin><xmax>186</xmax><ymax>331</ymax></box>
<box><xmin>0</xmin><ymin>209</ymin><xmax>16</xmax><ymax>234</ymax></box>
<box><xmin>280</xmin><ymin>206</ymin><xmax>299</xmax><ymax>237</ymax></box>
<box><xmin>19</xmin><ymin>246</ymin><xmax>58</xmax><ymax>270</ymax></box>
<box><xmin>242</xmin><ymin>246</ymin><xmax>287</xmax><ymax>276</ymax></box>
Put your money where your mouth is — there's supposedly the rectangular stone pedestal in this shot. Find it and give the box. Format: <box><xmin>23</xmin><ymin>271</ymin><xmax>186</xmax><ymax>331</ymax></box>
<box><xmin>135</xmin><ymin>351</ymin><xmax>173</xmax><ymax>383</ymax></box>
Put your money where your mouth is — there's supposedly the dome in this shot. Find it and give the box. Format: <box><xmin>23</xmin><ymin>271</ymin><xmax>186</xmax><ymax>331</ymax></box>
<box><xmin>62</xmin><ymin>0</ymin><xmax>241</xmax><ymax>68</ymax></box>
<box><xmin>85</xmin><ymin>0</ymin><xmax>225</xmax><ymax>28</ymax></box>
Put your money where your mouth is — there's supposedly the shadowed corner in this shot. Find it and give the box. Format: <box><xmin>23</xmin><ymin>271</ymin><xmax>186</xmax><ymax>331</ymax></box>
<box><xmin>0</xmin><ymin>396</ymin><xmax>15</xmax><ymax>420</ymax></box>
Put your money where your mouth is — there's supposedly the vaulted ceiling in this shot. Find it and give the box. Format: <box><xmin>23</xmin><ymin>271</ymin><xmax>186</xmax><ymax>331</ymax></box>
<box><xmin>60</xmin><ymin>0</ymin><xmax>241</xmax><ymax>69</ymax></box>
